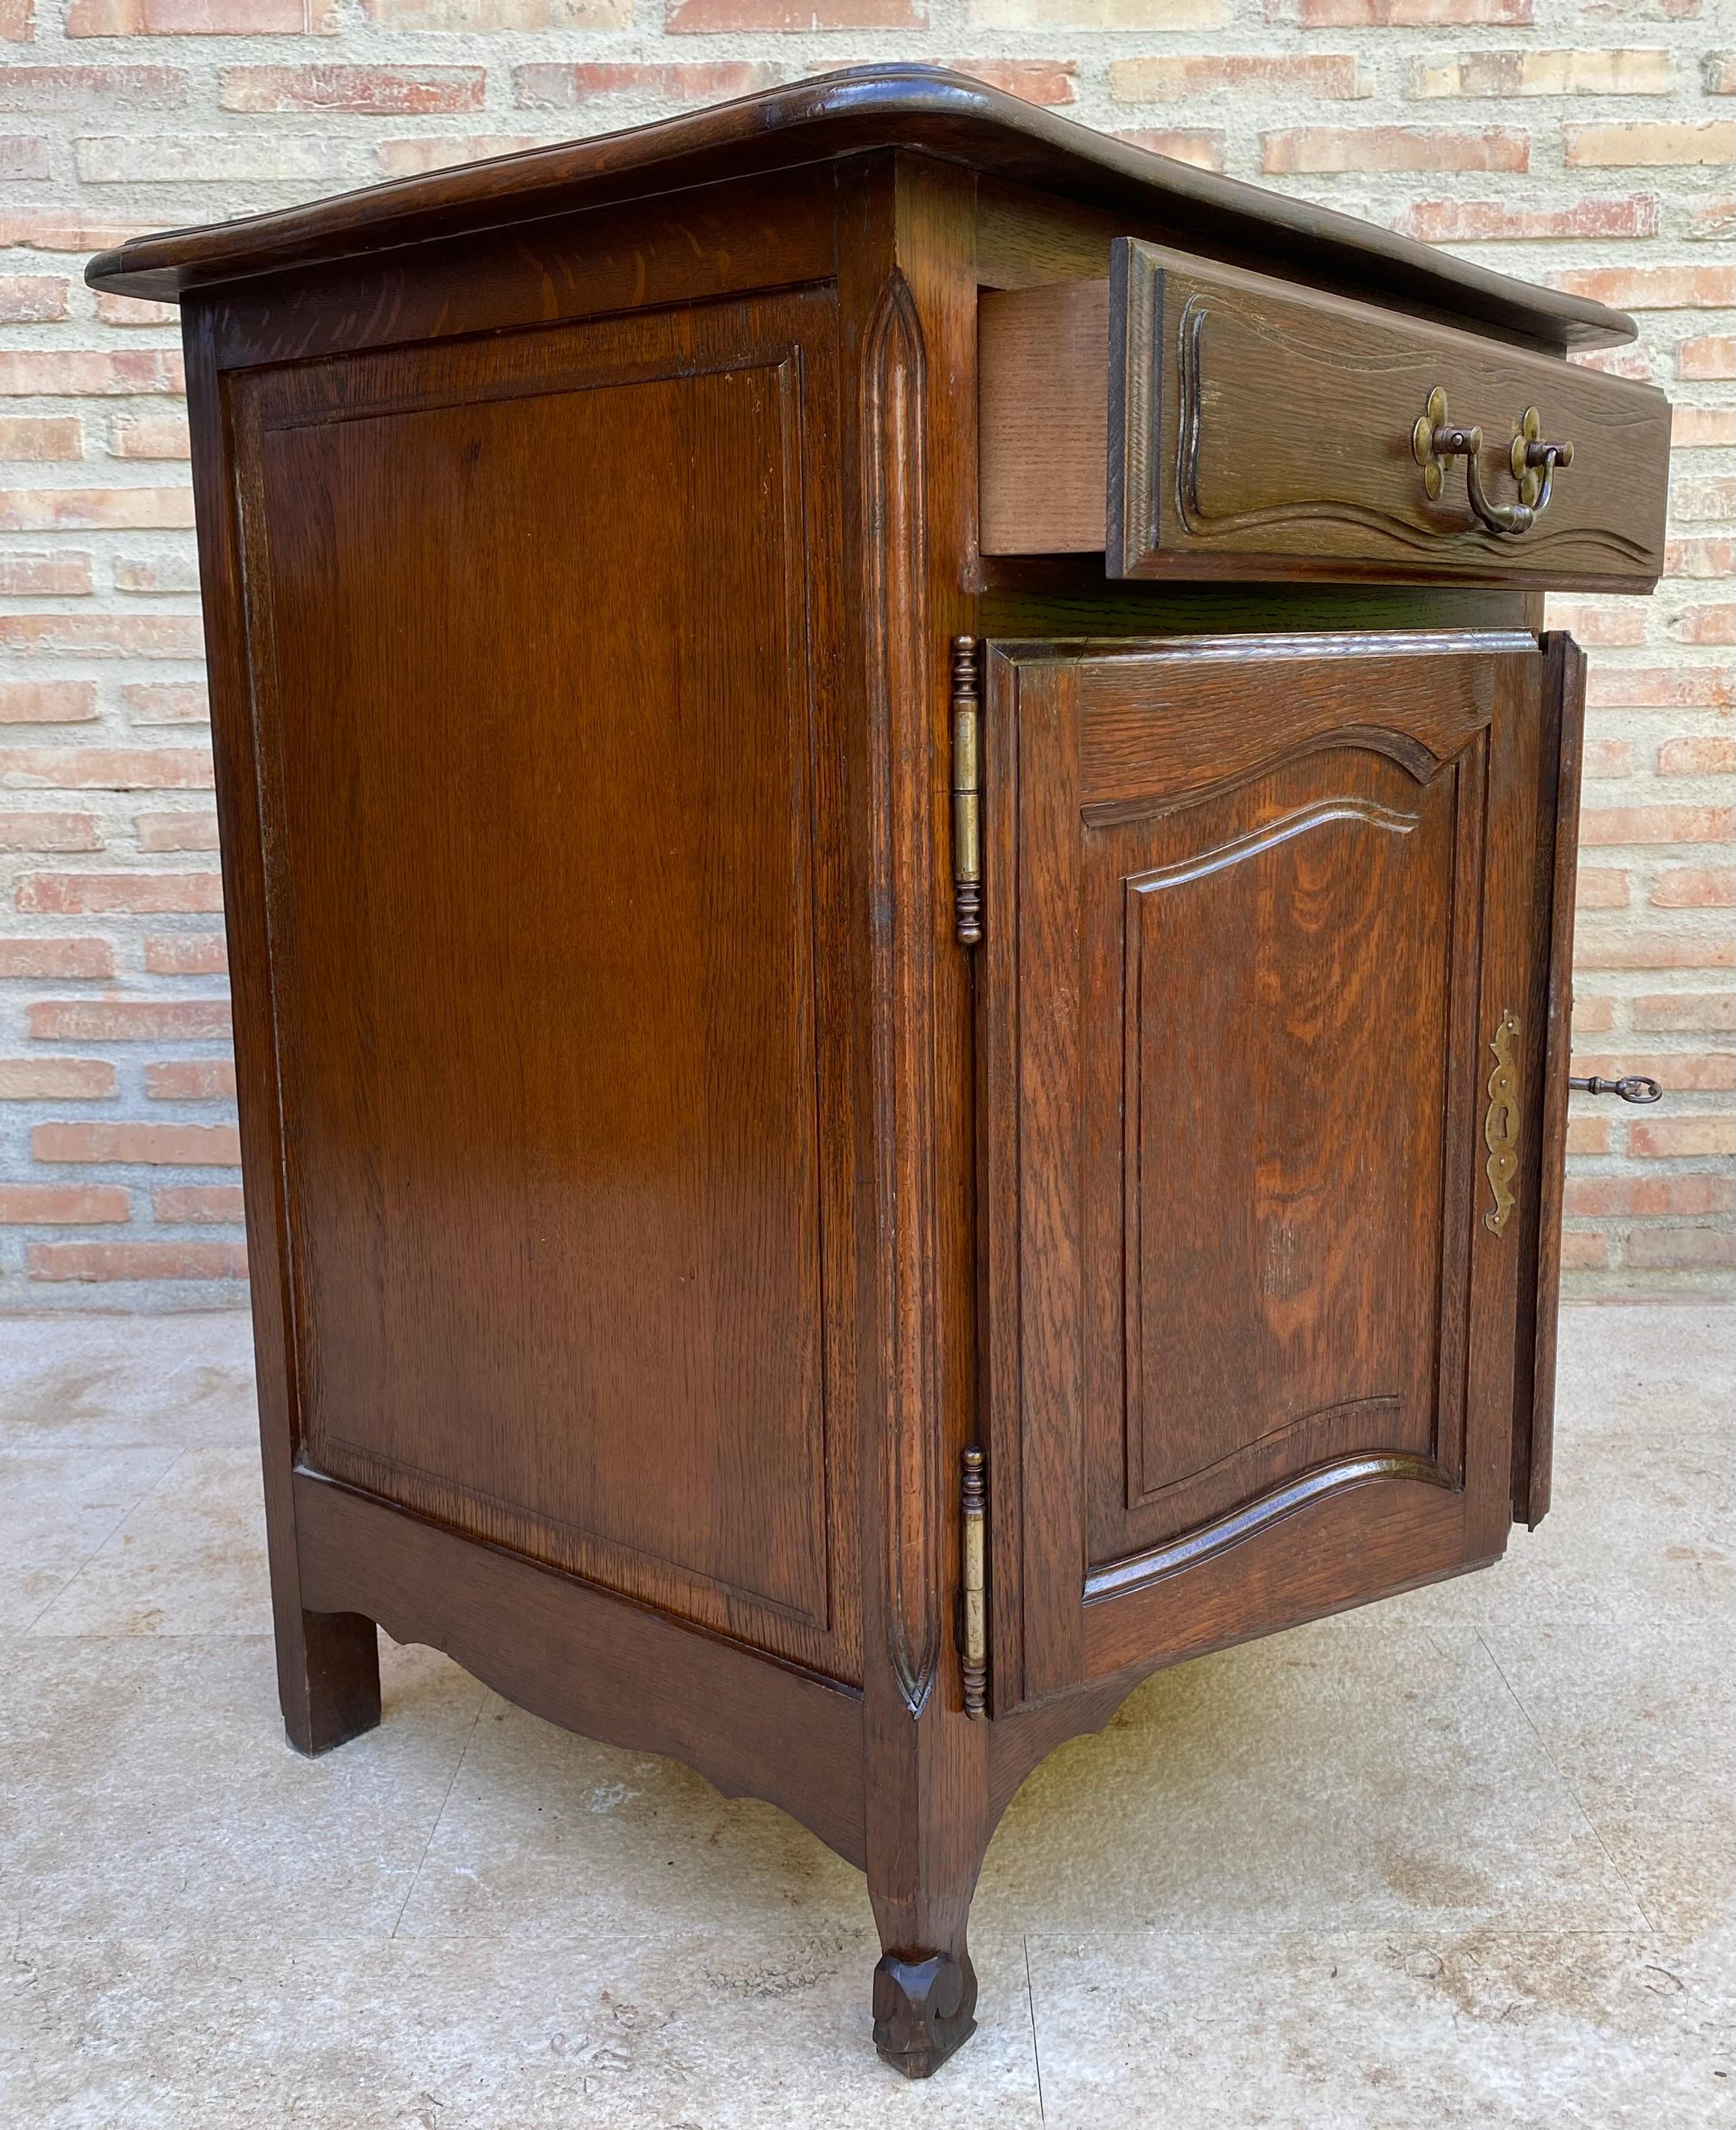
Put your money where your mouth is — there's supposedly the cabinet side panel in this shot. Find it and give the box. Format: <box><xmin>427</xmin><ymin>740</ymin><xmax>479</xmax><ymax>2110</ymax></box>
<box><xmin>228</xmin><ymin>289</ymin><xmax>860</xmax><ymax>1683</ymax></box>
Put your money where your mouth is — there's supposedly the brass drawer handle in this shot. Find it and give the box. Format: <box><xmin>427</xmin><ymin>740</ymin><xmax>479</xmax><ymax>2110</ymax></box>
<box><xmin>1412</xmin><ymin>389</ymin><xmax>1573</xmax><ymax>538</ymax></box>
<box><xmin>1569</xmin><ymin>1073</ymin><xmax>1662</xmax><ymax>1104</ymax></box>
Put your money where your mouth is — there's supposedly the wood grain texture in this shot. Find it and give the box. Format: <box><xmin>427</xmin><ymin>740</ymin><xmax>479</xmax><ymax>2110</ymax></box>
<box><xmin>296</xmin><ymin>1469</ymin><xmax>868</xmax><ymax>1867</ymax></box>
<box><xmin>229</xmin><ymin>287</ymin><xmax>862</xmax><ymax>1685</ymax></box>
<box><xmin>85</xmin><ymin>67</ymin><xmax>1632</xmax><ymax>355</ymax></box>
<box><xmin>978</xmin><ymin>249</ymin><xmax>1668</xmax><ymax>588</ymax></box>
<box><xmin>980</xmin><ymin>633</ymin><xmax>1539</xmax><ymax>1708</ymax></box>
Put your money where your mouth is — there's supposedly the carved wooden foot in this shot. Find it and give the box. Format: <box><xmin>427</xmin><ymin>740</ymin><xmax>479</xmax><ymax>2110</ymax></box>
<box><xmin>872</xmin><ymin>1949</ymin><xmax>978</xmax><ymax>2078</ymax></box>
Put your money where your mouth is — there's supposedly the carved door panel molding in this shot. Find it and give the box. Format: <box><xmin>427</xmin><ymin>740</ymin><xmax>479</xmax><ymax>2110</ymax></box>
<box><xmin>979</xmin><ymin>632</ymin><xmax>1542</xmax><ymax>1713</ymax></box>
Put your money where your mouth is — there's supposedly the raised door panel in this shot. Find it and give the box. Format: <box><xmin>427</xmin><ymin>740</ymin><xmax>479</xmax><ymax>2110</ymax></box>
<box><xmin>226</xmin><ymin>289</ymin><xmax>861</xmax><ymax>1683</ymax></box>
<box><xmin>981</xmin><ymin>634</ymin><xmax>1540</xmax><ymax>1710</ymax></box>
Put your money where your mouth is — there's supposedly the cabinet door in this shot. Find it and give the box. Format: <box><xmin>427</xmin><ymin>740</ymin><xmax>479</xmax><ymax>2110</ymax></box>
<box><xmin>979</xmin><ymin>633</ymin><xmax>1545</xmax><ymax>1711</ymax></box>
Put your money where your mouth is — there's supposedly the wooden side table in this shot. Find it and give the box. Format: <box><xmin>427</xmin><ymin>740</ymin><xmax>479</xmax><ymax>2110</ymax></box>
<box><xmin>88</xmin><ymin>66</ymin><xmax>1673</xmax><ymax>2077</ymax></box>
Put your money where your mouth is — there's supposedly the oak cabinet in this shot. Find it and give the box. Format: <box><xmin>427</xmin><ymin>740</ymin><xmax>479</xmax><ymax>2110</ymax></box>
<box><xmin>87</xmin><ymin>65</ymin><xmax>1663</xmax><ymax>2080</ymax></box>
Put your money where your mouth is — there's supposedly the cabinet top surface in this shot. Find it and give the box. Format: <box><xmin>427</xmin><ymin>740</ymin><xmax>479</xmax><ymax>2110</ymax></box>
<box><xmin>86</xmin><ymin>64</ymin><xmax>1631</xmax><ymax>353</ymax></box>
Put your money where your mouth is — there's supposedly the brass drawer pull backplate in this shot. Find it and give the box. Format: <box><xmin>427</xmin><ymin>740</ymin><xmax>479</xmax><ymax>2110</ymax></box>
<box><xmin>1412</xmin><ymin>387</ymin><xmax>1574</xmax><ymax>538</ymax></box>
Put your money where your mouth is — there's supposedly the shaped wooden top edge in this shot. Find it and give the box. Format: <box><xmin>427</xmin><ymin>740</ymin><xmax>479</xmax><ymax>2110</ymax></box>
<box><xmin>85</xmin><ymin>65</ymin><xmax>1633</xmax><ymax>355</ymax></box>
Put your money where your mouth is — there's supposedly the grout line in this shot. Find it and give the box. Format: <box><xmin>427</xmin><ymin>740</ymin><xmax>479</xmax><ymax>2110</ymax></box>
<box><xmin>16</xmin><ymin>1442</ymin><xmax>186</xmax><ymax>1637</ymax></box>
<box><xmin>1024</xmin><ymin>1933</ymin><xmax>1045</xmax><ymax>2122</ymax></box>
<box><xmin>389</xmin><ymin>1684</ymin><xmax>487</xmax><ymax>1943</ymax></box>
<box><xmin>1474</xmin><ymin>1624</ymin><xmax>1659</xmax><ymax>1937</ymax></box>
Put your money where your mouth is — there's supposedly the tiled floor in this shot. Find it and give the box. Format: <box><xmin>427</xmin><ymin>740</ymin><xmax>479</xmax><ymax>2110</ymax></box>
<box><xmin>1</xmin><ymin>1305</ymin><xmax>1731</xmax><ymax>2127</ymax></box>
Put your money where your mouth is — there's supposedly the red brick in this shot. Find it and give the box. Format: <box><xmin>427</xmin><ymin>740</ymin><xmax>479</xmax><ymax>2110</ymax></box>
<box><xmin>0</xmin><ymin>553</ymin><xmax>92</xmax><ymax>594</ymax></box>
<box><xmin>0</xmin><ymin>417</ymin><xmax>82</xmax><ymax>460</ymax></box>
<box><xmin>0</xmin><ymin>212</ymin><xmax>156</xmax><ymax>249</ymax></box>
<box><xmin>1689</xmin><ymin>195</ymin><xmax>1735</xmax><ymax>240</ymax></box>
<box><xmin>0</xmin><ymin>0</ymin><xmax>33</xmax><ymax>36</ymax></box>
<box><xmin>1573</xmin><ymin>1050</ymin><xmax>1735</xmax><ymax>1090</ymax></box>
<box><xmin>94</xmin><ymin>292</ymin><xmax>178</xmax><ymax>327</ymax></box>
<box><xmin>111</xmin><ymin>556</ymin><xmax>200</xmax><ymax>595</ymax></box>
<box><xmin>1262</xmin><ymin>125</ymin><xmax>1527</xmax><ymax>172</ymax></box>
<box><xmin>1582</xmin><ymin>739</ymin><xmax>1634</xmax><ymax>776</ymax></box>
<box><xmin>1554</xmin><ymin>264</ymin><xmax>1735</xmax><ymax>309</ymax></box>
<box><xmin>135</xmin><ymin>809</ymin><xmax>219</xmax><ymax>851</ymax></box>
<box><xmin>942</xmin><ymin>62</ymin><xmax>1078</xmax><ymax>104</ymax></box>
<box><xmin>0</xmin><ymin>615</ymin><xmax>203</xmax><ymax>656</ymax></box>
<box><xmin>27</xmin><ymin>1241</ymin><xmax>248</xmax><ymax>1280</ymax></box>
<box><xmin>107</xmin><ymin>412</ymin><xmax>191</xmax><ymax>460</ymax></box>
<box><xmin>0</xmin><ymin>486</ymin><xmax>193</xmax><ymax>532</ymax></box>
<box><xmin>1297</xmin><ymin>0</ymin><xmax>1530</xmax><ymax>20</ymax></box>
<box><xmin>153</xmin><ymin>1183</ymin><xmax>245</xmax><ymax>1223</ymax></box>
<box><xmin>1559</xmin><ymin>1230</ymin><xmax>1609</xmax><ymax>1269</ymax></box>
<box><xmin>0</xmin><ymin>351</ymin><xmax>183</xmax><ymax>396</ymax></box>
<box><xmin>1411</xmin><ymin>48</ymin><xmax>1674</xmax><ymax>96</ymax></box>
<box><xmin>0</xmin><ymin>1057</ymin><xmax>117</xmax><ymax>1099</ymax></box>
<box><xmin>1115</xmin><ymin>129</ymin><xmax>1227</xmax><ymax>171</ymax></box>
<box><xmin>1574</xmin><ymin>931</ymin><xmax>1735</xmax><ymax>969</ymax></box>
<box><xmin>33</xmin><ymin>1120</ymin><xmax>240</xmax><ymax>1165</ymax></box>
<box><xmin>0</xmin><ymin>682</ymin><xmax>96</xmax><ymax>725</ymax></box>
<box><xmin>220</xmin><ymin>64</ymin><xmax>485</xmax><ymax>113</ymax></box>
<box><xmin>1111</xmin><ymin>53</ymin><xmax>1362</xmax><ymax>98</ymax></box>
<box><xmin>0</xmin><ymin>62</ymin><xmax>187</xmax><ymax>105</ymax></box>
<box><xmin>144</xmin><ymin>934</ymin><xmax>228</xmax><ymax>975</ymax></box>
<box><xmin>16</xmin><ymin>870</ymin><xmax>223</xmax><ymax>914</ymax></box>
<box><xmin>1586</xmin><ymin>665</ymin><xmax>1733</xmax><ymax>708</ymax></box>
<box><xmin>1392</xmin><ymin>195</ymin><xmax>1657</xmax><ymax>241</ymax></box>
<box><xmin>0</xmin><ymin>811</ymin><xmax>100</xmax><ymax>851</ymax></box>
<box><xmin>1672</xmin><ymin>408</ymin><xmax>1736</xmax><ymax>449</ymax></box>
<box><xmin>1666</xmin><ymin>537</ymin><xmax>1734</xmax><ymax>577</ymax></box>
<box><xmin>1</xmin><ymin>747</ymin><xmax>212</xmax><ymax>790</ymax></box>
<box><xmin>1653</xmin><ymin>868</ymin><xmax>1736</xmax><ymax>909</ymax></box>
<box><xmin>1576</xmin><ymin>868</ymin><xmax>1630</xmax><ymax>908</ymax></box>
<box><xmin>1571</xmin><ymin>993</ymin><xmax>1616</xmax><ymax>1033</ymax></box>
<box><xmin>1679</xmin><ymin>337</ymin><xmax>1735</xmax><ymax>380</ymax></box>
<box><xmin>1629</xmin><ymin>1116</ymin><xmax>1736</xmax><ymax>1157</ymax></box>
<box><xmin>374</xmin><ymin>135</ymin><xmax>548</xmax><ymax>178</ymax></box>
<box><xmin>68</xmin><ymin>0</ymin><xmax>337</xmax><ymax>31</ymax></box>
<box><xmin>1624</xmin><ymin>1227</ymin><xmax>1736</xmax><ymax>1269</ymax></box>
<box><xmin>0</xmin><ymin>937</ymin><xmax>112</xmax><ymax>978</ymax></box>
<box><xmin>1659</xmin><ymin>735</ymin><xmax>1736</xmax><ymax>775</ymax></box>
<box><xmin>1633</xmin><ymin>991</ymin><xmax>1735</xmax><ymax>1032</ymax></box>
<box><xmin>1707</xmin><ymin>53</ymin><xmax>1736</xmax><ymax>92</ymax></box>
<box><xmin>122</xmin><ymin>683</ymin><xmax>208</xmax><ymax>725</ymax></box>
<box><xmin>1578</xmin><ymin>806</ymin><xmax>1733</xmax><ymax>846</ymax></box>
<box><xmin>667</xmin><ymin>0</ymin><xmax>916</xmax><ymax>21</ymax></box>
<box><xmin>1565</xmin><ymin>1174</ymin><xmax>1734</xmax><ymax>1217</ymax></box>
<box><xmin>512</xmin><ymin>61</ymin><xmax>778</xmax><ymax>107</ymax></box>
<box><xmin>1565</xmin><ymin>1116</ymin><xmax>1611</xmax><ymax>1155</ymax></box>
<box><xmin>1571</xmin><ymin>346</ymin><xmax>1653</xmax><ymax>380</ymax></box>
<box><xmin>1565</xmin><ymin>122</ymin><xmax>1735</xmax><ymax>165</ymax></box>
<box><xmin>0</xmin><ymin>1185</ymin><xmax>130</xmax><ymax>1223</ymax></box>
<box><xmin>1545</xmin><ymin>602</ymin><xmax>1646</xmax><ymax>645</ymax></box>
<box><xmin>1670</xmin><ymin>605</ymin><xmax>1736</xmax><ymax>644</ymax></box>
<box><xmin>145</xmin><ymin>1058</ymin><xmax>236</xmax><ymax>1099</ymax></box>
<box><xmin>0</xmin><ymin>274</ymin><xmax>67</xmax><ymax>323</ymax></box>
<box><xmin>29</xmin><ymin>997</ymin><xmax>228</xmax><ymax>1040</ymax></box>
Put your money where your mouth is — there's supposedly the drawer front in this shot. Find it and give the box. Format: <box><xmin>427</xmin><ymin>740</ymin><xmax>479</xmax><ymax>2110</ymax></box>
<box><xmin>1109</xmin><ymin>240</ymin><xmax>1669</xmax><ymax>589</ymax></box>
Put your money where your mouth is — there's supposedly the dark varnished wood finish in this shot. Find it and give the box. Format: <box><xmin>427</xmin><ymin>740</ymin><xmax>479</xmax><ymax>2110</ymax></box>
<box><xmin>87</xmin><ymin>67</ymin><xmax>1631</xmax><ymax>355</ymax></box>
<box><xmin>133</xmin><ymin>76</ymin><xmax>1665</xmax><ymax>2076</ymax></box>
<box><xmin>978</xmin><ymin>634</ymin><xmax>1541</xmax><ymax>1709</ymax></box>
<box><xmin>976</xmin><ymin>247</ymin><xmax>1668</xmax><ymax>588</ymax></box>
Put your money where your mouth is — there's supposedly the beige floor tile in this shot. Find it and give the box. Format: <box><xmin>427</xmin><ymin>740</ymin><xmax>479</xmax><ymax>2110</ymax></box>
<box><xmin>0</xmin><ymin>1634</ymin><xmax>486</xmax><ymax>1941</ymax></box>
<box><xmin>0</xmin><ymin>1445</ymin><xmax>178</xmax><ymax>1636</ymax></box>
<box><xmin>1026</xmin><ymin>1924</ymin><xmax>1736</xmax><ymax>2129</ymax></box>
<box><xmin>0</xmin><ymin>1925</ymin><xmax>1041</xmax><ymax>2129</ymax></box>
<box><xmin>0</xmin><ymin>1314</ymin><xmax>258</xmax><ymax>1452</ymax></box>
<box><xmin>395</xmin><ymin>1691</ymin><xmax>866</xmax><ymax>1941</ymax></box>
<box><xmin>28</xmin><ymin>1447</ymin><xmax>271</xmax><ymax>1638</ymax></box>
<box><xmin>973</xmin><ymin>1605</ymin><xmax>1646</xmax><ymax>1936</ymax></box>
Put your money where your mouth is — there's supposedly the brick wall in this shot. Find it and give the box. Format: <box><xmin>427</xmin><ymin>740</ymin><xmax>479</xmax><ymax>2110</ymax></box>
<box><xmin>0</xmin><ymin>10</ymin><xmax>1731</xmax><ymax>1308</ymax></box>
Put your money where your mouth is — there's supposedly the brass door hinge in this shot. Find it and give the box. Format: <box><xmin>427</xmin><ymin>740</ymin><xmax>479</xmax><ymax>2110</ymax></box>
<box><xmin>952</xmin><ymin>635</ymin><xmax>982</xmax><ymax>947</ymax></box>
<box><xmin>960</xmin><ymin>1445</ymin><xmax>987</xmax><ymax>1718</ymax></box>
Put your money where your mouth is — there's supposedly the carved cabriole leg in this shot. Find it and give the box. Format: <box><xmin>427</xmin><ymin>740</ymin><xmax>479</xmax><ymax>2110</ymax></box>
<box><xmin>845</xmin><ymin>151</ymin><xmax>991</xmax><ymax>2079</ymax></box>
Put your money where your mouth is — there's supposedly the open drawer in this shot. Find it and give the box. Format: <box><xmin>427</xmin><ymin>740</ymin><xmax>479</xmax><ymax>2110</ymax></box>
<box><xmin>979</xmin><ymin>238</ymin><xmax>1671</xmax><ymax>591</ymax></box>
